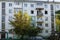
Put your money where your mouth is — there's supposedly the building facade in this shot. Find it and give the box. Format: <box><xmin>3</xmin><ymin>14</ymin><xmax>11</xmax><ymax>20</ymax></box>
<box><xmin>0</xmin><ymin>0</ymin><xmax>60</xmax><ymax>39</ymax></box>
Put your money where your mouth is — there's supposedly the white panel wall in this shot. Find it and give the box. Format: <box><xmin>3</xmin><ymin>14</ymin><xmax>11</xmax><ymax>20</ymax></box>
<box><xmin>5</xmin><ymin>2</ymin><xmax>14</xmax><ymax>32</ymax></box>
<box><xmin>0</xmin><ymin>2</ymin><xmax>2</xmax><ymax>31</ymax></box>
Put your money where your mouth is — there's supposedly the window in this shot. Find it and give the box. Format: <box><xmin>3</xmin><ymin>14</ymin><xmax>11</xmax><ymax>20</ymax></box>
<box><xmin>51</xmin><ymin>11</ymin><xmax>54</xmax><ymax>16</ymax></box>
<box><xmin>1</xmin><ymin>31</ymin><xmax>5</xmax><ymax>38</ymax></box>
<box><xmin>2</xmin><ymin>23</ymin><xmax>5</xmax><ymax>29</ymax></box>
<box><xmin>45</xmin><ymin>30</ymin><xmax>48</xmax><ymax>33</ymax></box>
<box><xmin>45</xmin><ymin>17</ymin><xmax>48</xmax><ymax>21</ymax></box>
<box><xmin>31</xmin><ymin>10</ymin><xmax>34</xmax><ymax>14</ymax></box>
<box><xmin>2</xmin><ymin>9</ymin><xmax>5</xmax><ymax>15</ymax></box>
<box><xmin>45</xmin><ymin>11</ymin><xmax>48</xmax><ymax>14</ymax></box>
<box><xmin>2</xmin><ymin>16</ymin><xmax>5</xmax><ymax>22</ymax></box>
<box><xmin>50</xmin><ymin>5</ymin><xmax>53</xmax><ymax>10</ymax></box>
<box><xmin>9</xmin><ymin>16</ymin><xmax>12</xmax><ymax>21</ymax></box>
<box><xmin>31</xmin><ymin>17</ymin><xmax>35</xmax><ymax>21</ymax></box>
<box><xmin>37</xmin><ymin>2</ymin><xmax>43</xmax><ymax>5</ymax></box>
<box><xmin>40</xmin><ymin>30</ymin><xmax>42</xmax><ymax>33</ymax></box>
<box><xmin>37</xmin><ymin>23</ymin><xmax>42</xmax><ymax>26</ymax></box>
<box><xmin>15</xmin><ymin>2</ymin><xmax>20</xmax><ymax>5</ymax></box>
<box><xmin>45</xmin><ymin>23</ymin><xmax>48</xmax><ymax>27</ymax></box>
<box><xmin>2</xmin><ymin>3</ymin><xmax>5</xmax><ymax>8</ymax></box>
<box><xmin>14</xmin><ymin>9</ymin><xmax>18</xmax><ymax>13</ymax></box>
<box><xmin>9</xmin><ymin>3</ymin><xmax>12</xmax><ymax>7</ymax></box>
<box><xmin>31</xmin><ymin>4</ymin><xmax>34</xmax><ymax>7</ymax></box>
<box><xmin>39</xmin><ymin>23</ymin><xmax>42</xmax><ymax>26</ymax></box>
<box><xmin>56</xmin><ymin>5</ymin><xmax>59</xmax><ymax>8</ymax></box>
<box><xmin>9</xmin><ymin>9</ymin><xmax>12</xmax><ymax>13</ymax></box>
<box><xmin>45</xmin><ymin>4</ymin><xmax>48</xmax><ymax>8</ymax></box>
<box><xmin>14</xmin><ymin>8</ymin><xmax>21</xmax><ymax>13</ymax></box>
<box><xmin>24</xmin><ymin>4</ymin><xmax>27</xmax><ymax>7</ymax></box>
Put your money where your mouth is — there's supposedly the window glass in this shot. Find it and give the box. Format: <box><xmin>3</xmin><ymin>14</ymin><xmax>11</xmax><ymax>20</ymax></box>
<box><xmin>24</xmin><ymin>4</ymin><xmax>27</xmax><ymax>7</ymax></box>
<box><xmin>45</xmin><ymin>30</ymin><xmax>48</xmax><ymax>33</ymax></box>
<box><xmin>2</xmin><ymin>3</ymin><xmax>5</xmax><ymax>8</ymax></box>
<box><xmin>45</xmin><ymin>23</ymin><xmax>48</xmax><ymax>27</ymax></box>
<box><xmin>37</xmin><ymin>23</ymin><xmax>42</xmax><ymax>26</ymax></box>
<box><xmin>9</xmin><ymin>3</ymin><xmax>12</xmax><ymax>6</ymax></box>
<box><xmin>15</xmin><ymin>2</ymin><xmax>20</xmax><ymax>5</ymax></box>
<box><xmin>31</xmin><ymin>4</ymin><xmax>34</xmax><ymax>7</ymax></box>
<box><xmin>2</xmin><ymin>16</ymin><xmax>5</xmax><ymax>22</ymax></box>
<box><xmin>37</xmin><ymin>2</ymin><xmax>43</xmax><ymax>5</ymax></box>
<box><xmin>9</xmin><ymin>16</ymin><xmax>12</xmax><ymax>21</ymax></box>
<box><xmin>9</xmin><ymin>9</ymin><xmax>12</xmax><ymax>13</ymax></box>
<box><xmin>45</xmin><ymin>17</ymin><xmax>48</xmax><ymax>21</ymax></box>
<box><xmin>45</xmin><ymin>4</ymin><xmax>48</xmax><ymax>8</ymax></box>
<box><xmin>50</xmin><ymin>5</ymin><xmax>53</xmax><ymax>10</ymax></box>
<box><xmin>56</xmin><ymin>5</ymin><xmax>59</xmax><ymax>8</ymax></box>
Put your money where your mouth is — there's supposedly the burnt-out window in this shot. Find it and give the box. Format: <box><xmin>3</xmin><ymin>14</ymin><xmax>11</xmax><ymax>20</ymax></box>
<box><xmin>31</xmin><ymin>10</ymin><xmax>34</xmax><ymax>14</ymax></box>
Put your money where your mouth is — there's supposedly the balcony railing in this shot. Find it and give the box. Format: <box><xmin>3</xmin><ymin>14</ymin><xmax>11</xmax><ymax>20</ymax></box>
<box><xmin>37</xmin><ymin>25</ymin><xmax>43</xmax><ymax>28</ymax></box>
<box><xmin>36</xmin><ymin>3</ymin><xmax>44</xmax><ymax>9</ymax></box>
<box><xmin>37</xmin><ymin>13</ymin><xmax>43</xmax><ymax>17</ymax></box>
<box><xmin>37</xmin><ymin>18</ymin><xmax>43</xmax><ymax>23</ymax></box>
<box><xmin>37</xmin><ymin>18</ymin><xmax>43</xmax><ymax>21</ymax></box>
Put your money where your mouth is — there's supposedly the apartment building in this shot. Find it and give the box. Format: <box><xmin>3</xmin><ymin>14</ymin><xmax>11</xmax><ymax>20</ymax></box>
<box><xmin>0</xmin><ymin>0</ymin><xmax>59</xmax><ymax>39</ymax></box>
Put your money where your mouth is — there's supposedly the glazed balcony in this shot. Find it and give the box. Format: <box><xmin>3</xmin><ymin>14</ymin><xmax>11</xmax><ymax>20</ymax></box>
<box><xmin>36</xmin><ymin>2</ymin><xmax>44</xmax><ymax>10</ymax></box>
<box><xmin>37</xmin><ymin>18</ymin><xmax>43</xmax><ymax>23</ymax></box>
<box><xmin>37</xmin><ymin>18</ymin><xmax>43</xmax><ymax>21</ymax></box>
<box><xmin>37</xmin><ymin>10</ymin><xmax>43</xmax><ymax>17</ymax></box>
<box><xmin>37</xmin><ymin>23</ymin><xmax>43</xmax><ymax>29</ymax></box>
<box><xmin>37</xmin><ymin>13</ymin><xmax>43</xmax><ymax>17</ymax></box>
<box><xmin>37</xmin><ymin>25</ymin><xmax>43</xmax><ymax>28</ymax></box>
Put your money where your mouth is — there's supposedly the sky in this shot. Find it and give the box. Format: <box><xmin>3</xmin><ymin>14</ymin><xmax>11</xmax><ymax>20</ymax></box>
<box><xmin>43</xmin><ymin>0</ymin><xmax>60</xmax><ymax>2</ymax></box>
<box><xmin>33</xmin><ymin>0</ymin><xmax>60</xmax><ymax>2</ymax></box>
<box><xmin>50</xmin><ymin>0</ymin><xmax>60</xmax><ymax>2</ymax></box>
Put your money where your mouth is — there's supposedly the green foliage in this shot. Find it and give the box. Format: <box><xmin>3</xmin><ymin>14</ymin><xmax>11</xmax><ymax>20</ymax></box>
<box><xmin>56</xmin><ymin>10</ymin><xmax>60</xmax><ymax>14</ymax></box>
<box><xmin>10</xmin><ymin>11</ymin><xmax>42</xmax><ymax>39</ymax></box>
<box><xmin>56</xmin><ymin>10</ymin><xmax>60</xmax><ymax>32</ymax></box>
<box><xmin>27</xmin><ymin>27</ymin><xmax>42</xmax><ymax>37</ymax></box>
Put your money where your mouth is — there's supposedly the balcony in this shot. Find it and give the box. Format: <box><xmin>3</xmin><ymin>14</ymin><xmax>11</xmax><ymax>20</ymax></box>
<box><xmin>37</xmin><ymin>11</ymin><xmax>43</xmax><ymax>17</ymax></box>
<box><xmin>51</xmin><ymin>14</ymin><xmax>54</xmax><ymax>16</ymax></box>
<box><xmin>37</xmin><ymin>18</ymin><xmax>43</xmax><ymax>23</ymax></box>
<box><xmin>37</xmin><ymin>25</ymin><xmax>43</xmax><ymax>28</ymax></box>
<box><xmin>14</xmin><ymin>3</ymin><xmax>22</xmax><ymax>8</ymax></box>
<box><xmin>36</xmin><ymin>3</ymin><xmax>44</xmax><ymax>10</ymax></box>
<box><xmin>36</xmin><ymin>8</ymin><xmax>44</xmax><ymax>10</ymax></box>
<box><xmin>37</xmin><ymin>13</ymin><xmax>43</xmax><ymax>17</ymax></box>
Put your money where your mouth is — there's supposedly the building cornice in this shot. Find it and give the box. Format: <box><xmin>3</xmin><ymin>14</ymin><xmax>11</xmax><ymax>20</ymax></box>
<box><xmin>0</xmin><ymin>0</ymin><xmax>60</xmax><ymax>4</ymax></box>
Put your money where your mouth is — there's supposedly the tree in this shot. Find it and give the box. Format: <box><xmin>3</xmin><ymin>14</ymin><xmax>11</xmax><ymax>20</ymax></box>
<box><xmin>56</xmin><ymin>10</ymin><xmax>60</xmax><ymax>14</ymax></box>
<box><xmin>56</xmin><ymin>14</ymin><xmax>60</xmax><ymax>32</ymax></box>
<box><xmin>55</xmin><ymin>10</ymin><xmax>60</xmax><ymax>40</ymax></box>
<box><xmin>56</xmin><ymin>10</ymin><xmax>60</xmax><ymax>32</ymax></box>
<box><xmin>10</xmin><ymin>11</ymin><xmax>42</xmax><ymax>39</ymax></box>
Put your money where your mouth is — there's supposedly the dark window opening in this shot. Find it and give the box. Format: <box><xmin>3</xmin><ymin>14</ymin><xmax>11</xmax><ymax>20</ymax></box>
<box><xmin>2</xmin><ymin>23</ymin><xmax>5</xmax><ymax>29</ymax></box>
<box><xmin>45</xmin><ymin>30</ymin><xmax>48</xmax><ymax>33</ymax></box>
<box><xmin>2</xmin><ymin>3</ymin><xmax>5</xmax><ymax>8</ymax></box>
<box><xmin>31</xmin><ymin>10</ymin><xmax>34</xmax><ymax>14</ymax></box>
<box><xmin>45</xmin><ymin>11</ymin><xmax>48</xmax><ymax>14</ymax></box>
<box><xmin>45</xmin><ymin>23</ymin><xmax>48</xmax><ymax>27</ymax></box>
<box><xmin>1</xmin><ymin>33</ymin><xmax>5</xmax><ymax>39</ymax></box>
